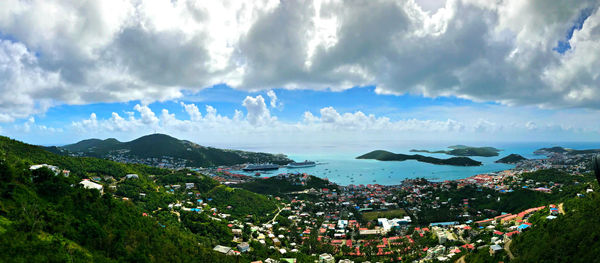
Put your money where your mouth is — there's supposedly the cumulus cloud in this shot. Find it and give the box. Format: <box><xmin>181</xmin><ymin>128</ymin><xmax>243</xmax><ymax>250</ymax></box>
<box><xmin>0</xmin><ymin>0</ymin><xmax>600</xmax><ymax>122</ymax></box>
<box><xmin>242</xmin><ymin>95</ymin><xmax>276</xmax><ymax>126</ymax></box>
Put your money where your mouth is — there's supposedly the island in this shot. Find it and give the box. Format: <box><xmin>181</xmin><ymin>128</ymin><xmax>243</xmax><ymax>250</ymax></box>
<box><xmin>534</xmin><ymin>146</ymin><xmax>600</xmax><ymax>156</ymax></box>
<box><xmin>410</xmin><ymin>145</ymin><xmax>501</xmax><ymax>157</ymax></box>
<box><xmin>357</xmin><ymin>150</ymin><xmax>482</xmax><ymax>166</ymax></box>
<box><xmin>496</xmin><ymin>154</ymin><xmax>527</xmax><ymax>164</ymax></box>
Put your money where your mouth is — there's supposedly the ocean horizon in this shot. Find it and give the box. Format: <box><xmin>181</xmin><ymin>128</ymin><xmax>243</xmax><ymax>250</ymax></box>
<box><xmin>226</xmin><ymin>141</ymin><xmax>600</xmax><ymax>186</ymax></box>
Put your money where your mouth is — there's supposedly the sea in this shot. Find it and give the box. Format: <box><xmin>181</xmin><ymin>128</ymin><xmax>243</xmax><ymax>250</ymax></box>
<box><xmin>224</xmin><ymin>141</ymin><xmax>600</xmax><ymax>186</ymax></box>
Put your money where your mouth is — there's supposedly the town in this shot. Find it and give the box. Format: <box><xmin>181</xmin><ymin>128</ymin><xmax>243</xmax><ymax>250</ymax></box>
<box><xmin>40</xmin><ymin>148</ymin><xmax>596</xmax><ymax>263</ymax></box>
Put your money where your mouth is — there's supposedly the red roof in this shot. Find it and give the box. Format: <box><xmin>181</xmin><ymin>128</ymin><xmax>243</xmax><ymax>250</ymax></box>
<box><xmin>462</xmin><ymin>244</ymin><xmax>474</xmax><ymax>250</ymax></box>
<box><xmin>494</xmin><ymin>230</ymin><xmax>504</xmax><ymax>235</ymax></box>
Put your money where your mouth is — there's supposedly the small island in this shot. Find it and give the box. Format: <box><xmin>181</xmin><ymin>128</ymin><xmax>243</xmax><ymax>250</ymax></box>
<box><xmin>534</xmin><ymin>146</ymin><xmax>600</xmax><ymax>156</ymax></box>
<box><xmin>496</xmin><ymin>154</ymin><xmax>527</xmax><ymax>164</ymax></box>
<box><xmin>357</xmin><ymin>150</ymin><xmax>482</xmax><ymax>166</ymax></box>
<box><xmin>410</xmin><ymin>145</ymin><xmax>501</xmax><ymax>157</ymax></box>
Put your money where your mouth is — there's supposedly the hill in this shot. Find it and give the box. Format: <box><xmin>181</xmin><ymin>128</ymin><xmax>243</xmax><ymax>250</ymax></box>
<box><xmin>56</xmin><ymin>134</ymin><xmax>292</xmax><ymax>168</ymax></box>
<box><xmin>237</xmin><ymin>175</ymin><xmax>335</xmax><ymax>195</ymax></box>
<box><xmin>410</xmin><ymin>145</ymin><xmax>501</xmax><ymax>157</ymax></box>
<box><xmin>0</xmin><ymin>136</ymin><xmax>240</xmax><ymax>262</ymax></box>
<box><xmin>510</xmin><ymin>192</ymin><xmax>600</xmax><ymax>262</ymax></box>
<box><xmin>496</xmin><ymin>153</ymin><xmax>527</xmax><ymax>164</ymax></box>
<box><xmin>357</xmin><ymin>150</ymin><xmax>482</xmax><ymax>166</ymax></box>
<box><xmin>534</xmin><ymin>146</ymin><xmax>600</xmax><ymax>156</ymax></box>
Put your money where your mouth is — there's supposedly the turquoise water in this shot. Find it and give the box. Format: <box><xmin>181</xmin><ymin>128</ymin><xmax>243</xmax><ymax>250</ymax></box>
<box><xmin>228</xmin><ymin>141</ymin><xmax>600</xmax><ymax>186</ymax></box>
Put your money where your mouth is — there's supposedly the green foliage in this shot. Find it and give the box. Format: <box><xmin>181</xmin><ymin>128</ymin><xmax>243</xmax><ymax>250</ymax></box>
<box><xmin>237</xmin><ymin>175</ymin><xmax>334</xmax><ymax>195</ymax></box>
<box><xmin>522</xmin><ymin>169</ymin><xmax>589</xmax><ymax>184</ymax></box>
<box><xmin>362</xmin><ymin>208</ymin><xmax>406</xmax><ymax>221</ymax></box>
<box><xmin>511</xmin><ymin>192</ymin><xmax>600</xmax><ymax>263</ymax></box>
<box><xmin>0</xmin><ymin>136</ymin><xmax>240</xmax><ymax>262</ymax></box>
<box><xmin>207</xmin><ymin>185</ymin><xmax>277</xmax><ymax>221</ymax></box>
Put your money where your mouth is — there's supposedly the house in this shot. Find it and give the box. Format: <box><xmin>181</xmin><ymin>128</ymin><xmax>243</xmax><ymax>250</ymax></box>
<box><xmin>237</xmin><ymin>242</ymin><xmax>250</xmax><ymax>253</ymax></box>
<box><xmin>79</xmin><ymin>180</ymin><xmax>104</xmax><ymax>194</ymax></box>
<box><xmin>272</xmin><ymin>238</ymin><xmax>281</xmax><ymax>246</ymax></box>
<box><xmin>125</xmin><ymin>174</ymin><xmax>139</xmax><ymax>180</ymax></box>
<box><xmin>489</xmin><ymin>244</ymin><xmax>503</xmax><ymax>255</ymax></box>
<box><xmin>319</xmin><ymin>253</ymin><xmax>335</xmax><ymax>263</ymax></box>
<box><xmin>213</xmin><ymin>245</ymin><xmax>232</xmax><ymax>254</ymax></box>
<box><xmin>232</xmin><ymin>229</ymin><xmax>242</xmax><ymax>236</ymax></box>
<box><xmin>185</xmin><ymin>183</ymin><xmax>195</xmax><ymax>189</ymax></box>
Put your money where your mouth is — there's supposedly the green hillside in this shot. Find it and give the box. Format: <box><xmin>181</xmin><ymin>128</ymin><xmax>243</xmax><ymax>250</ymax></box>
<box><xmin>510</xmin><ymin>191</ymin><xmax>600</xmax><ymax>262</ymax></box>
<box><xmin>57</xmin><ymin>134</ymin><xmax>292</xmax><ymax>167</ymax></box>
<box><xmin>0</xmin><ymin>136</ymin><xmax>280</xmax><ymax>262</ymax></box>
<box><xmin>357</xmin><ymin>150</ymin><xmax>482</xmax><ymax>166</ymax></box>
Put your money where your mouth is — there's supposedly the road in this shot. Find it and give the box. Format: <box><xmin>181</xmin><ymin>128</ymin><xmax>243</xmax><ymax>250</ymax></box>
<box><xmin>558</xmin><ymin>202</ymin><xmax>565</xmax><ymax>214</ymax></box>
<box><xmin>505</xmin><ymin>239</ymin><xmax>515</xmax><ymax>260</ymax></box>
<box><xmin>267</xmin><ymin>206</ymin><xmax>283</xmax><ymax>225</ymax></box>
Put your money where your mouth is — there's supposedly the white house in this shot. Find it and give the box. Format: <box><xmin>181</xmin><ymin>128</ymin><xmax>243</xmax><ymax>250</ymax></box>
<box><xmin>80</xmin><ymin>179</ymin><xmax>104</xmax><ymax>194</ymax></box>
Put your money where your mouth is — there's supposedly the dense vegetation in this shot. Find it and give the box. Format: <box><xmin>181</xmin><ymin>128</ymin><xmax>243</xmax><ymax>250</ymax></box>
<box><xmin>0</xmin><ymin>135</ymin><xmax>283</xmax><ymax>262</ymax></box>
<box><xmin>0</xmin><ymin>161</ymin><xmax>233</xmax><ymax>262</ymax></box>
<box><xmin>511</xmin><ymin>190</ymin><xmax>600</xmax><ymax>262</ymax></box>
<box><xmin>237</xmin><ymin>175</ymin><xmax>334</xmax><ymax>195</ymax></box>
<box><xmin>495</xmin><ymin>153</ymin><xmax>527</xmax><ymax>164</ymax></box>
<box><xmin>53</xmin><ymin>133</ymin><xmax>292</xmax><ymax>167</ymax></box>
<box><xmin>207</xmin><ymin>185</ymin><xmax>278</xmax><ymax>222</ymax></box>
<box><xmin>411</xmin><ymin>145</ymin><xmax>501</xmax><ymax>157</ymax></box>
<box><xmin>357</xmin><ymin>150</ymin><xmax>482</xmax><ymax>166</ymax></box>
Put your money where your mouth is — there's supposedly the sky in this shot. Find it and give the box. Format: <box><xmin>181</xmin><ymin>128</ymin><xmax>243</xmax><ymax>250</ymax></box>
<box><xmin>0</xmin><ymin>0</ymin><xmax>600</xmax><ymax>147</ymax></box>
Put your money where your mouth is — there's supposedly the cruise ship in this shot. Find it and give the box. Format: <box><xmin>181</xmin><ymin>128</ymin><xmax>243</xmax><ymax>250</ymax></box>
<box><xmin>286</xmin><ymin>160</ymin><xmax>317</xmax><ymax>168</ymax></box>
<box><xmin>242</xmin><ymin>163</ymin><xmax>279</xmax><ymax>171</ymax></box>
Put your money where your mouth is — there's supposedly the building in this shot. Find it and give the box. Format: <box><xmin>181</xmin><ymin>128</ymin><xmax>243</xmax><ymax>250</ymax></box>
<box><xmin>319</xmin><ymin>253</ymin><xmax>335</xmax><ymax>263</ymax></box>
<box><xmin>213</xmin><ymin>245</ymin><xmax>232</xmax><ymax>254</ymax></box>
<box><xmin>185</xmin><ymin>183</ymin><xmax>195</xmax><ymax>189</ymax></box>
<box><xmin>237</xmin><ymin>242</ymin><xmax>250</xmax><ymax>253</ymax></box>
<box><xmin>489</xmin><ymin>244</ymin><xmax>503</xmax><ymax>255</ymax></box>
<box><xmin>125</xmin><ymin>174</ymin><xmax>139</xmax><ymax>180</ymax></box>
<box><xmin>79</xmin><ymin>180</ymin><xmax>104</xmax><ymax>194</ymax></box>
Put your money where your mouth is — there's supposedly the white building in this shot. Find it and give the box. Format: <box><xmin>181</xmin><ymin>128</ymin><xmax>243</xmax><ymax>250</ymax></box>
<box><xmin>79</xmin><ymin>180</ymin><xmax>104</xmax><ymax>194</ymax></box>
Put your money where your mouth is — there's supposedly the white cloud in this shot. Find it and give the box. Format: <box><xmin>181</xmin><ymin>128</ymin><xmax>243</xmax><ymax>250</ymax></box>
<box><xmin>0</xmin><ymin>0</ymin><xmax>599</xmax><ymax>122</ymax></box>
<box><xmin>242</xmin><ymin>95</ymin><xmax>276</xmax><ymax>126</ymax></box>
<box><xmin>266</xmin><ymin>90</ymin><xmax>282</xmax><ymax>109</ymax></box>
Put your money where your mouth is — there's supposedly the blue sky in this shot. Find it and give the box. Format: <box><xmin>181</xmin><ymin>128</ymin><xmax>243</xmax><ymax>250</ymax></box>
<box><xmin>0</xmin><ymin>0</ymin><xmax>599</xmax><ymax>147</ymax></box>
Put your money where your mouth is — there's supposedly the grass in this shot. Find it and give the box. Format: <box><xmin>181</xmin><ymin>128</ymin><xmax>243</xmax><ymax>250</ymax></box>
<box><xmin>362</xmin><ymin>208</ymin><xmax>407</xmax><ymax>221</ymax></box>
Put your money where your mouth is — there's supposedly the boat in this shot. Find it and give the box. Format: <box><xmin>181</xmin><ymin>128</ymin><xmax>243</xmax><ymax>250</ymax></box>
<box><xmin>242</xmin><ymin>163</ymin><xmax>279</xmax><ymax>171</ymax></box>
<box><xmin>286</xmin><ymin>160</ymin><xmax>317</xmax><ymax>168</ymax></box>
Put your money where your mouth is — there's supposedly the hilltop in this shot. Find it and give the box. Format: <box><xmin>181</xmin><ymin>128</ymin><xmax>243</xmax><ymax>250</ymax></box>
<box><xmin>357</xmin><ymin>150</ymin><xmax>482</xmax><ymax>166</ymax></box>
<box><xmin>49</xmin><ymin>134</ymin><xmax>292</xmax><ymax>168</ymax></box>
<box><xmin>496</xmin><ymin>153</ymin><xmax>527</xmax><ymax>164</ymax></box>
<box><xmin>410</xmin><ymin>145</ymin><xmax>501</xmax><ymax>157</ymax></box>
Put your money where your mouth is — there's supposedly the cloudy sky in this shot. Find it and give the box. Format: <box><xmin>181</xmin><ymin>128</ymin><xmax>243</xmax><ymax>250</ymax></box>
<box><xmin>1</xmin><ymin>0</ymin><xmax>600</xmax><ymax>147</ymax></box>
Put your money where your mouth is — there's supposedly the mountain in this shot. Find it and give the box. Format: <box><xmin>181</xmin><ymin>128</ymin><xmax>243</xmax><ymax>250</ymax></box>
<box><xmin>55</xmin><ymin>134</ymin><xmax>292</xmax><ymax>168</ymax></box>
<box><xmin>496</xmin><ymin>153</ymin><xmax>527</xmax><ymax>164</ymax></box>
<box><xmin>357</xmin><ymin>150</ymin><xmax>482</xmax><ymax>166</ymax></box>
<box><xmin>534</xmin><ymin>146</ymin><xmax>600</xmax><ymax>156</ymax></box>
<box><xmin>410</xmin><ymin>145</ymin><xmax>501</xmax><ymax>157</ymax></box>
